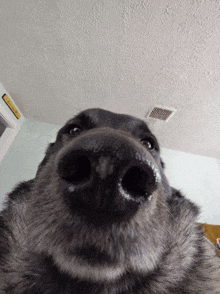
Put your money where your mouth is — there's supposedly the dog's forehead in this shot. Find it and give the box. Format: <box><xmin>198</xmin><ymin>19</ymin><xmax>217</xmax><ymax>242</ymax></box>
<box><xmin>74</xmin><ymin>108</ymin><xmax>151</xmax><ymax>133</ymax></box>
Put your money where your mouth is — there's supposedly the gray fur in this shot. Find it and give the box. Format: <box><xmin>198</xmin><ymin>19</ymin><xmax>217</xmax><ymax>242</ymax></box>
<box><xmin>0</xmin><ymin>108</ymin><xmax>219</xmax><ymax>293</ymax></box>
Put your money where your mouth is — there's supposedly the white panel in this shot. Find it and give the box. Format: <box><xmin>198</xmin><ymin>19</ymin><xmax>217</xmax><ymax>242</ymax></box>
<box><xmin>0</xmin><ymin>84</ymin><xmax>24</xmax><ymax>163</ymax></box>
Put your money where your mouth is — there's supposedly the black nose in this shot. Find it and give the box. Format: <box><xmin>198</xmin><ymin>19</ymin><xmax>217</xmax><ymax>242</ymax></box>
<box><xmin>56</xmin><ymin>129</ymin><xmax>160</xmax><ymax>216</ymax></box>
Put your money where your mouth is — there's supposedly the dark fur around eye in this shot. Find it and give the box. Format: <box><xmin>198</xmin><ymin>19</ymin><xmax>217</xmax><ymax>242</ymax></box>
<box><xmin>141</xmin><ymin>138</ymin><xmax>156</xmax><ymax>150</ymax></box>
<box><xmin>65</xmin><ymin>124</ymin><xmax>82</xmax><ymax>136</ymax></box>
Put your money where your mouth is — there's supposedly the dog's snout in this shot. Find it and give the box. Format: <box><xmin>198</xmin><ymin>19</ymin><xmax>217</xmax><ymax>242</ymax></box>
<box><xmin>58</xmin><ymin>154</ymin><xmax>91</xmax><ymax>183</ymax></box>
<box><xmin>120</xmin><ymin>165</ymin><xmax>156</xmax><ymax>200</ymax></box>
<box><xmin>56</xmin><ymin>130</ymin><xmax>159</xmax><ymax>217</ymax></box>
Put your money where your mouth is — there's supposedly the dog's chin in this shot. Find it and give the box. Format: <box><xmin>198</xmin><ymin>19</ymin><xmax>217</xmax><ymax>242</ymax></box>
<box><xmin>50</xmin><ymin>242</ymin><xmax>161</xmax><ymax>282</ymax></box>
<box><xmin>53</xmin><ymin>253</ymin><xmax>126</xmax><ymax>282</ymax></box>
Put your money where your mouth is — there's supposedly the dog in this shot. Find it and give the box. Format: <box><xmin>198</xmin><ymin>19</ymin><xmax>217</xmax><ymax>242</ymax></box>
<box><xmin>0</xmin><ymin>108</ymin><xmax>219</xmax><ymax>293</ymax></box>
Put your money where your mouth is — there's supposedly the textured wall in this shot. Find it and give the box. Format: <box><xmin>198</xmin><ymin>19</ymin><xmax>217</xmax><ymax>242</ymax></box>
<box><xmin>1</xmin><ymin>0</ymin><xmax>220</xmax><ymax>158</ymax></box>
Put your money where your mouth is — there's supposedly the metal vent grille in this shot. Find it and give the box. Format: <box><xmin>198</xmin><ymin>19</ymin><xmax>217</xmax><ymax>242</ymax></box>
<box><xmin>148</xmin><ymin>107</ymin><xmax>175</xmax><ymax>121</ymax></box>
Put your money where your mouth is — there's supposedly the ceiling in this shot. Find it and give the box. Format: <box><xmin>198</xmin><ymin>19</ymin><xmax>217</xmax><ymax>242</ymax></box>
<box><xmin>1</xmin><ymin>0</ymin><xmax>220</xmax><ymax>159</ymax></box>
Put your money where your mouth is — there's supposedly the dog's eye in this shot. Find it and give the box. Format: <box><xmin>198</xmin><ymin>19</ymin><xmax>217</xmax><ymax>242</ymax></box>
<box><xmin>69</xmin><ymin>125</ymin><xmax>82</xmax><ymax>136</ymax></box>
<box><xmin>141</xmin><ymin>138</ymin><xmax>155</xmax><ymax>150</ymax></box>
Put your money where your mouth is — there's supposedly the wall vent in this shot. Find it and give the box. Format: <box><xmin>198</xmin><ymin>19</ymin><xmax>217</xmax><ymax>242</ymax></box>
<box><xmin>147</xmin><ymin>106</ymin><xmax>176</xmax><ymax>122</ymax></box>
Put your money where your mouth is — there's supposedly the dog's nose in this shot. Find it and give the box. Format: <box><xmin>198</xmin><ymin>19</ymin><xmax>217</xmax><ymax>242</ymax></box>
<box><xmin>56</xmin><ymin>129</ymin><xmax>160</xmax><ymax>216</ymax></box>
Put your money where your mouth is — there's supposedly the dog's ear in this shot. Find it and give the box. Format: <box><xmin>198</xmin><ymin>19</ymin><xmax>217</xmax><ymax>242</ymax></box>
<box><xmin>6</xmin><ymin>179</ymin><xmax>34</xmax><ymax>203</ymax></box>
<box><xmin>171</xmin><ymin>187</ymin><xmax>183</xmax><ymax>198</ymax></box>
<box><xmin>168</xmin><ymin>187</ymin><xmax>200</xmax><ymax>218</ymax></box>
<box><xmin>160</xmin><ymin>159</ymin><xmax>165</xmax><ymax>169</ymax></box>
<box><xmin>36</xmin><ymin>143</ymin><xmax>55</xmax><ymax>176</ymax></box>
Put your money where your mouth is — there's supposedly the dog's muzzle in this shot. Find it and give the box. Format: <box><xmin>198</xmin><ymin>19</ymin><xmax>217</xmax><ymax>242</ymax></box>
<box><xmin>56</xmin><ymin>129</ymin><xmax>161</xmax><ymax>220</ymax></box>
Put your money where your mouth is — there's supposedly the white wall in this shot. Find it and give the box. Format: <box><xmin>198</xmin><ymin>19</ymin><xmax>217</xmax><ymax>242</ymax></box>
<box><xmin>0</xmin><ymin>119</ymin><xmax>60</xmax><ymax>205</ymax></box>
<box><xmin>162</xmin><ymin>148</ymin><xmax>220</xmax><ymax>225</ymax></box>
<box><xmin>0</xmin><ymin>120</ymin><xmax>219</xmax><ymax>225</ymax></box>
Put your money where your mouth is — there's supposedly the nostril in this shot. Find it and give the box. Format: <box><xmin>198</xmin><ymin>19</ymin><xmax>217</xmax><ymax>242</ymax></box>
<box><xmin>121</xmin><ymin>166</ymin><xmax>156</xmax><ymax>200</ymax></box>
<box><xmin>58</xmin><ymin>154</ymin><xmax>91</xmax><ymax>183</ymax></box>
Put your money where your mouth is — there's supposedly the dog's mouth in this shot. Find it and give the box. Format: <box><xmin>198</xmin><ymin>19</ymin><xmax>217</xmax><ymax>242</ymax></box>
<box><xmin>69</xmin><ymin>245</ymin><xmax>117</xmax><ymax>266</ymax></box>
